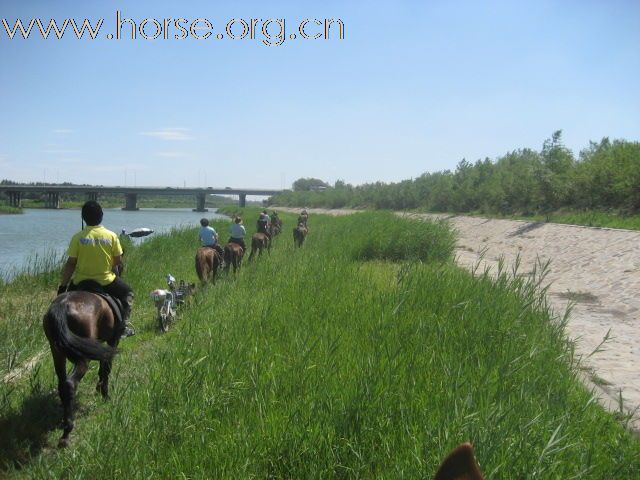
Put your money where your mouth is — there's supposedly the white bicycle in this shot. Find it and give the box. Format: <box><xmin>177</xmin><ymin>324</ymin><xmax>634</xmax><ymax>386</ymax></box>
<box><xmin>151</xmin><ymin>274</ymin><xmax>196</xmax><ymax>332</ymax></box>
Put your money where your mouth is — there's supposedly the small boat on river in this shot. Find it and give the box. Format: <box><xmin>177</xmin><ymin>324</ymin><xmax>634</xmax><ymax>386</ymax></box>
<box><xmin>125</xmin><ymin>228</ymin><xmax>154</xmax><ymax>238</ymax></box>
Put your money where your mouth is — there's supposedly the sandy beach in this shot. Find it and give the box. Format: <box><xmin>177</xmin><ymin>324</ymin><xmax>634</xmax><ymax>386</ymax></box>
<box><xmin>281</xmin><ymin>208</ymin><xmax>640</xmax><ymax>431</ymax></box>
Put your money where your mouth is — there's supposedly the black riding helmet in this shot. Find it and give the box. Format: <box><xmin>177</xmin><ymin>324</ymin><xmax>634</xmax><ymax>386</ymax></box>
<box><xmin>81</xmin><ymin>200</ymin><xmax>103</xmax><ymax>226</ymax></box>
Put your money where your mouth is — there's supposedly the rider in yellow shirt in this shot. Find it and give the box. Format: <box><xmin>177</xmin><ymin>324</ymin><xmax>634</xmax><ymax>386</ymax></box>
<box><xmin>58</xmin><ymin>201</ymin><xmax>135</xmax><ymax>337</ymax></box>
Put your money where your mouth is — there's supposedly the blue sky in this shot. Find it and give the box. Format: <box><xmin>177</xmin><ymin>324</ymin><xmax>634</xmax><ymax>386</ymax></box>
<box><xmin>0</xmin><ymin>0</ymin><xmax>638</xmax><ymax>189</ymax></box>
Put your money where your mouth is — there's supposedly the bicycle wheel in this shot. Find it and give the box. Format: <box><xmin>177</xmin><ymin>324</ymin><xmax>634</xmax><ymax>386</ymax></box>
<box><xmin>159</xmin><ymin>304</ymin><xmax>170</xmax><ymax>333</ymax></box>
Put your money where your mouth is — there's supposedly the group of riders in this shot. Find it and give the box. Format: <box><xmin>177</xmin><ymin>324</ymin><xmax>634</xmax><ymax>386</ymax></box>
<box><xmin>197</xmin><ymin>209</ymin><xmax>286</xmax><ymax>263</ymax></box>
<box><xmin>56</xmin><ymin>201</ymin><xmax>308</xmax><ymax>341</ymax></box>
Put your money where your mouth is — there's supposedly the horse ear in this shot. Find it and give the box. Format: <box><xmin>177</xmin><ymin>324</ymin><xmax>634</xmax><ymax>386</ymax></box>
<box><xmin>434</xmin><ymin>443</ymin><xmax>484</xmax><ymax>480</ymax></box>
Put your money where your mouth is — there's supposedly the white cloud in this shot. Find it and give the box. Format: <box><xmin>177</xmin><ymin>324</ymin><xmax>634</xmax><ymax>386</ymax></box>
<box><xmin>140</xmin><ymin>127</ymin><xmax>193</xmax><ymax>141</ymax></box>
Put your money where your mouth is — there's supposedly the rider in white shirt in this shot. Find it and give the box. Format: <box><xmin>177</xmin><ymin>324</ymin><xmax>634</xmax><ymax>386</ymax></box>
<box><xmin>229</xmin><ymin>216</ymin><xmax>246</xmax><ymax>250</ymax></box>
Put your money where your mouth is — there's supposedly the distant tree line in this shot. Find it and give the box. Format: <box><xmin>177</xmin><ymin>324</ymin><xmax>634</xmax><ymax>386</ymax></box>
<box><xmin>269</xmin><ymin>132</ymin><xmax>640</xmax><ymax>215</ymax></box>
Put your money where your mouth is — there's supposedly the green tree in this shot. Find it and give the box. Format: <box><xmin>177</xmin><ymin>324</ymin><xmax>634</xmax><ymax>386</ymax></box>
<box><xmin>292</xmin><ymin>177</ymin><xmax>329</xmax><ymax>192</ymax></box>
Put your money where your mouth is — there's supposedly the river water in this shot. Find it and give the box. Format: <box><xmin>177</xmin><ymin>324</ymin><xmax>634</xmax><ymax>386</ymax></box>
<box><xmin>0</xmin><ymin>208</ymin><xmax>229</xmax><ymax>280</ymax></box>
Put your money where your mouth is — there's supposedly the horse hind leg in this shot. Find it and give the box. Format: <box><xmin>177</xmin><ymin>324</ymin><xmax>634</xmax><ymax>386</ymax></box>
<box><xmin>211</xmin><ymin>259</ymin><xmax>218</xmax><ymax>284</ymax></box>
<box><xmin>223</xmin><ymin>249</ymin><xmax>231</xmax><ymax>274</ymax></box>
<box><xmin>96</xmin><ymin>338</ymin><xmax>118</xmax><ymax>399</ymax></box>
<box><xmin>59</xmin><ymin>359</ymin><xmax>89</xmax><ymax>448</ymax></box>
<box><xmin>96</xmin><ymin>359</ymin><xmax>112</xmax><ymax>399</ymax></box>
<box><xmin>49</xmin><ymin>345</ymin><xmax>73</xmax><ymax>448</ymax></box>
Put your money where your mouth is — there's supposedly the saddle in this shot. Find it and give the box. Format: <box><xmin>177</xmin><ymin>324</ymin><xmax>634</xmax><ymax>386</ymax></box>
<box><xmin>70</xmin><ymin>280</ymin><xmax>125</xmax><ymax>327</ymax></box>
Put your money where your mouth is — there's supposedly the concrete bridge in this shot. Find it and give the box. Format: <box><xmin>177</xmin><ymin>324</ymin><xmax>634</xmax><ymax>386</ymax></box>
<box><xmin>0</xmin><ymin>185</ymin><xmax>282</xmax><ymax>211</ymax></box>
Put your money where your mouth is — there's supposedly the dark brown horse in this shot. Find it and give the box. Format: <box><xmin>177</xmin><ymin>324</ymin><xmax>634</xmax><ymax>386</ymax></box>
<box><xmin>293</xmin><ymin>223</ymin><xmax>308</xmax><ymax>248</ymax></box>
<box><xmin>195</xmin><ymin>246</ymin><xmax>222</xmax><ymax>284</ymax></box>
<box><xmin>223</xmin><ymin>242</ymin><xmax>244</xmax><ymax>274</ymax></box>
<box><xmin>43</xmin><ymin>291</ymin><xmax>120</xmax><ymax>447</ymax></box>
<box><xmin>248</xmin><ymin>233</ymin><xmax>270</xmax><ymax>261</ymax></box>
<box><xmin>434</xmin><ymin>443</ymin><xmax>484</xmax><ymax>479</ymax></box>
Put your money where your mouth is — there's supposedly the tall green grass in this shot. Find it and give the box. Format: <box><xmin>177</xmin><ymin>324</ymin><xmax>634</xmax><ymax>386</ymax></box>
<box><xmin>1</xmin><ymin>211</ymin><xmax>639</xmax><ymax>478</ymax></box>
<box><xmin>347</xmin><ymin>211</ymin><xmax>455</xmax><ymax>263</ymax></box>
<box><xmin>0</xmin><ymin>251</ymin><xmax>64</xmax><ymax>379</ymax></box>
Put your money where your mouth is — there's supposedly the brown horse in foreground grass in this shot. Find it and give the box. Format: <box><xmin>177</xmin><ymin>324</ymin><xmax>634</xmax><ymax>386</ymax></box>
<box><xmin>195</xmin><ymin>247</ymin><xmax>222</xmax><ymax>284</ymax></box>
<box><xmin>248</xmin><ymin>233</ymin><xmax>270</xmax><ymax>261</ymax></box>
<box><xmin>293</xmin><ymin>223</ymin><xmax>308</xmax><ymax>248</ymax></box>
<box><xmin>223</xmin><ymin>242</ymin><xmax>244</xmax><ymax>274</ymax></box>
<box><xmin>43</xmin><ymin>291</ymin><xmax>121</xmax><ymax>447</ymax></box>
<box><xmin>434</xmin><ymin>443</ymin><xmax>484</xmax><ymax>479</ymax></box>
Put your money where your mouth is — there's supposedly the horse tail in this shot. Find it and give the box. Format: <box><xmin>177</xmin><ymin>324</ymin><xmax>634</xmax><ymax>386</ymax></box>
<box><xmin>195</xmin><ymin>250</ymin><xmax>207</xmax><ymax>282</ymax></box>
<box><xmin>44</xmin><ymin>299</ymin><xmax>117</xmax><ymax>364</ymax></box>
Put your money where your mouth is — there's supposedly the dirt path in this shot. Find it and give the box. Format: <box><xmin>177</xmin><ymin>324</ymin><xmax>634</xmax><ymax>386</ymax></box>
<box><xmin>279</xmin><ymin>208</ymin><xmax>640</xmax><ymax>430</ymax></box>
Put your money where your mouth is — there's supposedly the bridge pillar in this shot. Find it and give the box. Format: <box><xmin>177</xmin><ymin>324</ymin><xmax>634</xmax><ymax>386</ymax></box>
<box><xmin>45</xmin><ymin>192</ymin><xmax>60</xmax><ymax>209</ymax></box>
<box><xmin>7</xmin><ymin>191</ymin><xmax>21</xmax><ymax>207</ymax></box>
<box><xmin>239</xmin><ymin>194</ymin><xmax>246</xmax><ymax>208</ymax></box>
<box><xmin>86</xmin><ymin>192</ymin><xmax>98</xmax><ymax>202</ymax></box>
<box><xmin>123</xmin><ymin>193</ymin><xmax>139</xmax><ymax>211</ymax></box>
<box><xmin>193</xmin><ymin>193</ymin><xmax>208</xmax><ymax>212</ymax></box>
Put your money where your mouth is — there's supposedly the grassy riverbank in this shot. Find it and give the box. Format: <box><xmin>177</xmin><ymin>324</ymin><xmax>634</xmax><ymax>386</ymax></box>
<box><xmin>1</xmin><ymin>210</ymin><xmax>639</xmax><ymax>478</ymax></box>
<box><xmin>0</xmin><ymin>205</ymin><xmax>22</xmax><ymax>214</ymax></box>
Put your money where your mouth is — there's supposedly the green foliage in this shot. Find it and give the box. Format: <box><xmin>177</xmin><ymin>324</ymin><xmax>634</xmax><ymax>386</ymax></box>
<box><xmin>346</xmin><ymin>212</ymin><xmax>455</xmax><ymax>263</ymax></box>
<box><xmin>269</xmin><ymin>133</ymin><xmax>640</xmax><ymax>218</ymax></box>
<box><xmin>292</xmin><ymin>177</ymin><xmax>330</xmax><ymax>192</ymax></box>
<box><xmin>0</xmin><ymin>205</ymin><xmax>22</xmax><ymax>214</ymax></box>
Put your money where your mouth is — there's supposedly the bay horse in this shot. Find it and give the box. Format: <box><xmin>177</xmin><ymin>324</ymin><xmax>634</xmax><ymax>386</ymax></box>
<box><xmin>248</xmin><ymin>233</ymin><xmax>270</xmax><ymax>261</ymax></box>
<box><xmin>434</xmin><ymin>442</ymin><xmax>484</xmax><ymax>480</ymax></box>
<box><xmin>43</xmin><ymin>291</ymin><xmax>121</xmax><ymax>447</ymax></box>
<box><xmin>269</xmin><ymin>218</ymin><xmax>282</xmax><ymax>237</ymax></box>
<box><xmin>293</xmin><ymin>223</ymin><xmax>308</xmax><ymax>248</ymax></box>
<box><xmin>223</xmin><ymin>242</ymin><xmax>244</xmax><ymax>274</ymax></box>
<box><xmin>195</xmin><ymin>246</ymin><xmax>222</xmax><ymax>284</ymax></box>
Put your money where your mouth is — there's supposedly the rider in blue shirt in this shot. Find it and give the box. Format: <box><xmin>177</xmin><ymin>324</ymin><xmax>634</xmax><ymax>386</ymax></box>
<box><xmin>199</xmin><ymin>218</ymin><xmax>224</xmax><ymax>261</ymax></box>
